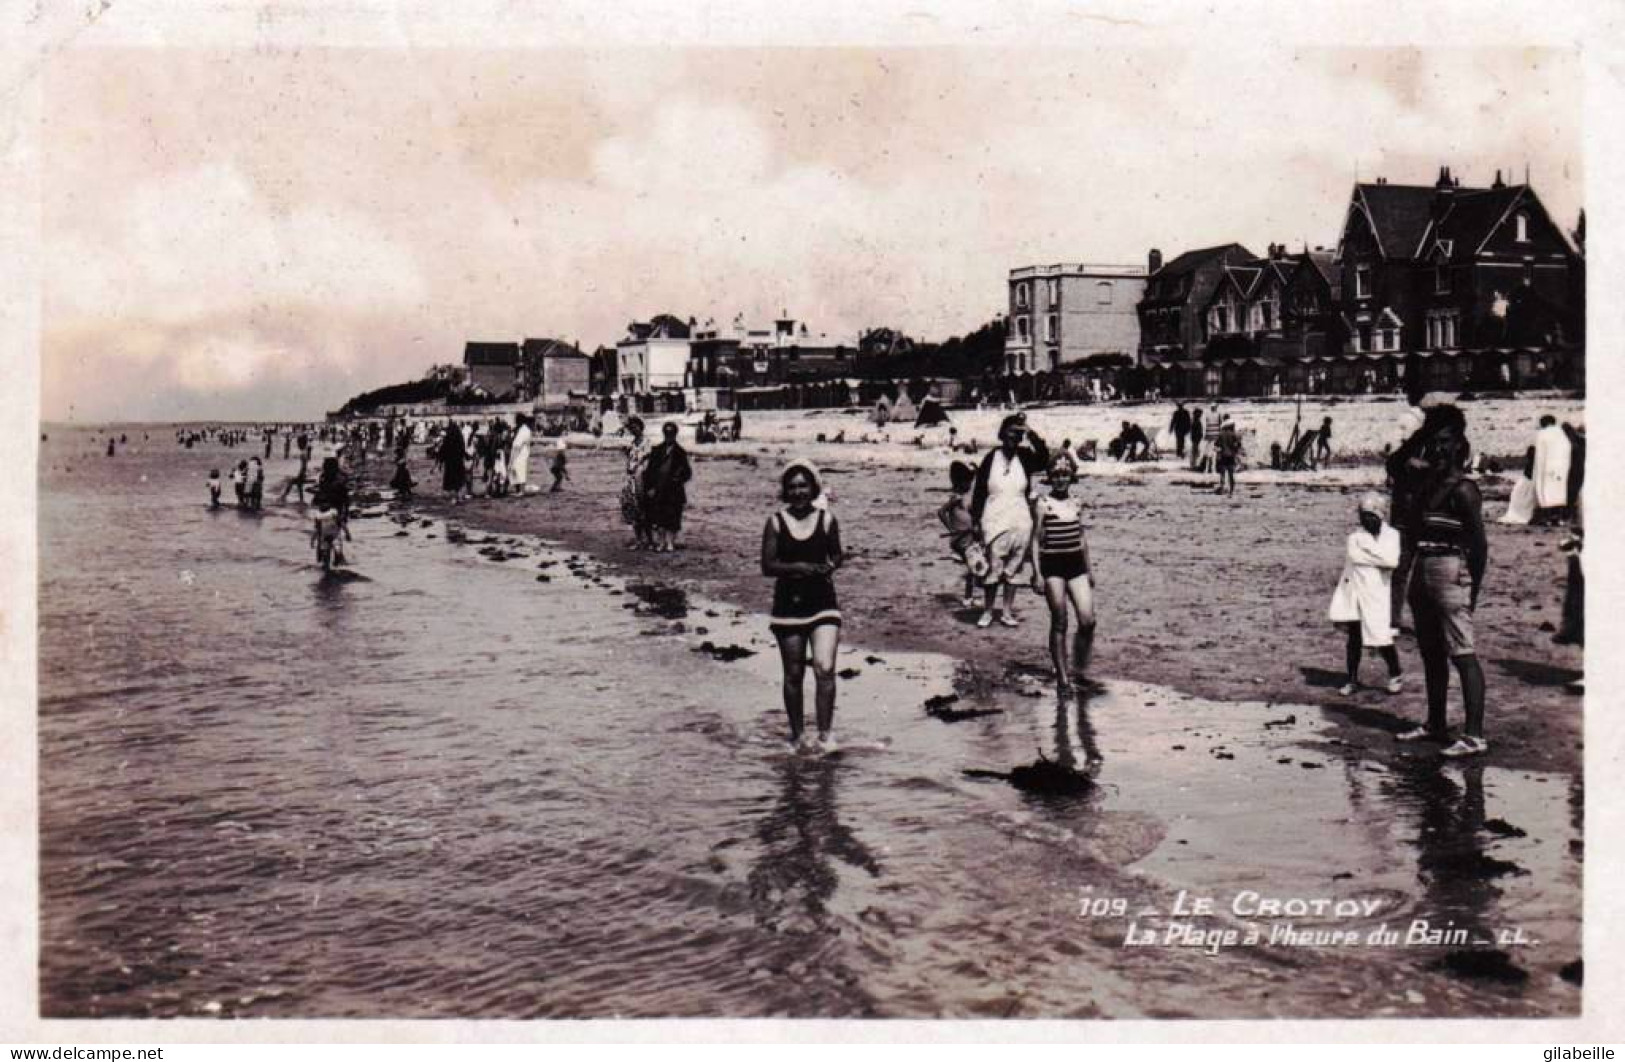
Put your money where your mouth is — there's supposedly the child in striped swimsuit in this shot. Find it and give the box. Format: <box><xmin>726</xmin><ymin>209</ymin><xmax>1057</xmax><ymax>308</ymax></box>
<box><xmin>1030</xmin><ymin>453</ymin><xmax>1097</xmax><ymax>693</ymax></box>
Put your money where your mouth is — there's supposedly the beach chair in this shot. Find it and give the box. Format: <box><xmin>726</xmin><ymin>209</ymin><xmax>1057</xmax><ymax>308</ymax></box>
<box><xmin>1282</xmin><ymin>430</ymin><xmax>1319</xmax><ymax>471</ymax></box>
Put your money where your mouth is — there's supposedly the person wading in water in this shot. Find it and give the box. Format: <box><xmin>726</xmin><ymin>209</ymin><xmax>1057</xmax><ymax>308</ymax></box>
<box><xmin>970</xmin><ymin>414</ymin><xmax>1050</xmax><ymax>629</ymax></box>
<box><xmin>762</xmin><ymin>461</ymin><xmax>844</xmax><ymax>754</ymax></box>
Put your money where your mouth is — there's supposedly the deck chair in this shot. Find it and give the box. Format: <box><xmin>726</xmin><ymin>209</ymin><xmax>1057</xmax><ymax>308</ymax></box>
<box><xmin>1283</xmin><ymin>429</ymin><xmax>1319</xmax><ymax>471</ymax></box>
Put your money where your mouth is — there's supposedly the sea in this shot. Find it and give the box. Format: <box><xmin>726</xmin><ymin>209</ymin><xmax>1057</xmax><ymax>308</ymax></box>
<box><xmin>35</xmin><ymin>425</ymin><xmax>1581</xmax><ymax>1019</ymax></box>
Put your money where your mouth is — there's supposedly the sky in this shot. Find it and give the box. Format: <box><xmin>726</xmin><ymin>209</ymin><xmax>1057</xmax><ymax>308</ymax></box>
<box><xmin>39</xmin><ymin>46</ymin><xmax>1583</xmax><ymax>422</ymax></box>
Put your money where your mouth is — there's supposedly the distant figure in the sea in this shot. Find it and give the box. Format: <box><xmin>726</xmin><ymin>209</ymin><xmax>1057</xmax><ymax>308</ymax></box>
<box><xmin>1328</xmin><ymin>493</ymin><xmax>1404</xmax><ymax>697</ymax></box>
<box><xmin>643</xmin><ymin>422</ymin><xmax>692</xmax><ymax>553</ymax></box>
<box><xmin>106</xmin><ymin>438</ymin><xmax>115</xmax><ymax>457</ymax></box>
<box><xmin>763</xmin><ymin>460</ymin><xmax>844</xmax><ymax>753</ymax></box>
<box><xmin>207</xmin><ymin>469</ymin><xmax>222</xmax><ymax>510</ymax></box>
<box><xmin>280</xmin><ymin>437</ymin><xmax>311</xmax><ymax>505</ymax></box>
<box><xmin>550</xmin><ymin>441</ymin><xmax>569</xmax><ymax>493</ymax></box>
<box><xmin>247</xmin><ymin>457</ymin><xmax>265</xmax><ymax>511</ymax></box>
<box><xmin>1029</xmin><ymin>453</ymin><xmax>1096</xmax><ymax>693</ymax></box>
<box><xmin>311</xmin><ymin>456</ymin><xmax>352</xmax><ymax>567</ymax></box>
<box><xmin>620</xmin><ymin>417</ymin><xmax>654</xmax><ymax>550</ymax></box>
<box><xmin>510</xmin><ymin>415</ymin><xmax>534</xmax><ymax>496</ymax></box>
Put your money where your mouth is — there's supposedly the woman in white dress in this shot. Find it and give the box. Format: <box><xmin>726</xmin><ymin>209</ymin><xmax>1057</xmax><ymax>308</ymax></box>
<box><xmin>508</xmin><ymin>415</ymin><xmax>533</xmax><ymax>495</ymax></box>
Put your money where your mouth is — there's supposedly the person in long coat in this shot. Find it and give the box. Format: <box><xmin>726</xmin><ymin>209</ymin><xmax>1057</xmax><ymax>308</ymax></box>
<box><xmin>642</xmin><ymin>421</ymin><xmax>693</xmax><ymax>553</ymax></box>
<box><xmin>1530</xmin><ymin>415</ymin><xmax>1572</xmax><ymax>523</ymax></box>
<box><xmin>439</xmin><ymin>418</ymin><xmax>467</xmax><ymax>504</ymax></box>
<box><xmin>508</xmin><ymin>415</ymin><xmax>534</xmax><ymax>495</ymax></box>
<box><xmin>620</xmin><ymin>417</ymin><xmax>655</xmax><ymax>549</ymax></box>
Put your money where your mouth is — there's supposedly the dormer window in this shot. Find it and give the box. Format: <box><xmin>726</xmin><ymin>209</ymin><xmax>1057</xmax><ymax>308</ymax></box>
<box><xmin>1355</xmin><ymin>265</ymin><xmax>1372</xmax><ymax>300</ymax></box>
<box><xmin>1515</xmin><ymin>213</ymin><xmax>1530</xmax><ymax>243</ymax></box>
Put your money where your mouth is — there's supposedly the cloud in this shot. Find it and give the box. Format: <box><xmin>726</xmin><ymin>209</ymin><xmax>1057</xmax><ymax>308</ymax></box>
<box><xmin>38</xmin><ymin>47</ymin><xmax>1582</xmax><ymax>422</ymax></box>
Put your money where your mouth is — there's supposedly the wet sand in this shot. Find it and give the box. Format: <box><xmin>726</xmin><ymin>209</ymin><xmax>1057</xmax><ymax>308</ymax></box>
<box><xmin>386</xmin><ymin>431</ymin><xmax>1583</xmax><ymax>778</ymax></box>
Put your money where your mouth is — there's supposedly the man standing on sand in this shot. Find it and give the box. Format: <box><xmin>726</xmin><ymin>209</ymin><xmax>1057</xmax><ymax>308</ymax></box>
<box><xmin>1170</xmin><ymin>402</ymin><xmax>1192</xmax><ymax>458</ymax></box>
<box><xmin>1214</xmin><ymin>419</ymin><xmax>1243</xmax><ymax>495</ymax></box>
<box><xmin>970</xmin><ymin>414</ymin><xmax>1050</xmax><ymax>629</ymax></box>
<box><xmin>1188</xmin><ymin>407</ymin><xmax>1205</xmax><ymax>470</ymax></box>
<box><xmin>1395</xmin><ymin>414</ymin><xmax>1490</xmax><ymax>758</ymax></box>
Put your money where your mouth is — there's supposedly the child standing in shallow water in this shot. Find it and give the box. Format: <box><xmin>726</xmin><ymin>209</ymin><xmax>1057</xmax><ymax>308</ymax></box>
<box><xmin>207</xmin><ymin>469</ymin><xmax>222</xmax><ymax>509</ymax></box>
<box><xmin>1029</xmin><ymin>453</ymin><xmax>1097</xmax><ymax>693</ymax></box>
<box><xmin>937</xmin><ymin>459</ymin><xmax>984</xmax><ymax>608</ymax></box>
<box><xmin>1328</xmin><ymin>492</ymin><xmax>1404</xmax><ymax>696</ymax></box>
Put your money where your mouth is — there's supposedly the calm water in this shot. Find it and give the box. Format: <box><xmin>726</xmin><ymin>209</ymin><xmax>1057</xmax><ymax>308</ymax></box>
<box><xmin>38</xmin><ymin>427</ymin><xmax>1581</xmax><ymax>1018</ymax></box>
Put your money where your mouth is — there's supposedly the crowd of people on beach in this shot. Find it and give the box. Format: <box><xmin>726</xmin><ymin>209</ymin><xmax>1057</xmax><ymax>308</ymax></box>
<box><xmin>761</xmin><ymin>395</ymin><xmax>1578</xmax><ymax>760</ymax></box>
<box><xmin>188</xmin><ymin>389</ymin><xmax>1579</xmax><ymax>764</ymax></box>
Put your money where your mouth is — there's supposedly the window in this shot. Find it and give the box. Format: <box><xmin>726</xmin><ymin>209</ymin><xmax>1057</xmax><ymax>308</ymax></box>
<box><xmin>1096</xmin><ymin>281</ymin><xmax>1112</xmax><ymax>305</ymax></box>
<box><xmin>1435</xmin><ymin>265</ymin><xmax>1451</xmax><ymax>295</ymax></box>
<box><xmin>1515</xmin><ymin>213</ymin><xmax>1529</xmax><ymax>242</ymax></box>
<box><xmin>1523</xmin><ymin>261</ymin><xmax>1535</xmax><ymax>286</ymax></box>
<box><xmin>1016</xmin><ymin>316</ymin><xmax>1030</xmax><ymax>341</ymax></box>
<box><xmin>1046</xmin><ymin>279</ymin><xmax>1060</xmax><ymax>308</ymax></box>
<box><xmin>1015</xmin><ymin>282</ymin><xmax>1030</xmax><ymax>309</ymax></box>
<box><xmin>1380</xmin><ymin>327</ymin><xmax>1397</xmax><ymax>352</ymax></box>
<box><xmin>1044</xmin><ymin>314</ymin><xmax>1058</xmax><ymax>343</ymax></box>
<box><xmin>1355</xmin><ymin>265</ymin><xmax>1372</xmax><ymax>300</ymax></box>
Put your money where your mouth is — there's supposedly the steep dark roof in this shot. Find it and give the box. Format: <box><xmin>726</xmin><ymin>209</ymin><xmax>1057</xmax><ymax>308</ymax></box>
<box><xmin>1354</xmin><ymin>183</ymin><xmax>1440</xmax><ymax>258</ymax></box>
<box><xmin>464</xmin><ymin>341</ymin><xmax>520</xmax><ymax>366</ymax></box>
<box><xmin>521</xmin><ymin>337</ymin><xmax>588</xmax><ymax>360</ymax></box>
<box><xmin>1306</xmin><ymin>250</ymin><xmax>1337</xmax><ymax>284</ymax></box>
<box><xmin>1227</xmin><ymin>265</ymin><xmax>1263</xmax><ymax>296</ymax></box>
<box><xmin>1154</xmin><ymin>243</ymin><xmax>1255</xmax><ymax>278</ymax></box>
<box><xmin>1426</xmin><ymin>187</ymin><xmax>1527</xmax><ymax>260</ymax></box>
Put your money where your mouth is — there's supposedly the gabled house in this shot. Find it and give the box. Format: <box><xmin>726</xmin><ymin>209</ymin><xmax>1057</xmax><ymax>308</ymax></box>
<box><xmin>1136</xmin><ymin>243</ymin><xmax>1258</xmax><ymax>365</ymax></box>
<box><xmin>1334</xmin><ymin>166</ymin><xmax>1582</xmax><ymax>387</ymax></box>
<box><xmin>616</xmin><ymin>314</ymin><xmax>694</xmax><ymax>395</ymax></box>
<box><xmin>518</xmin><ymin>338</ymin><xmax>590</xmax><ymax>406</ymax></box>
<box><xmin>463</xmin><ymin>341</ymin><xmax>521</xmax><ymax>397</ymax></box>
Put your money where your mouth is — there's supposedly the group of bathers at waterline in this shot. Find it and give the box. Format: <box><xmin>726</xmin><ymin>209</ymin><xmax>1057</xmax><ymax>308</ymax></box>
<box><xmin>762</xmin><ymin>414</ymin><xmax>1097</xmax><ymax>756</ymax></box>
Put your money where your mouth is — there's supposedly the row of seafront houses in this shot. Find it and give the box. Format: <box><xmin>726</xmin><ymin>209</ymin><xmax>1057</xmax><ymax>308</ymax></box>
<box><xmin>345</xmin><ymin>167</ymin><xmax>1585</xmax><ymax>425</ymax></box>
<box><xmin>1006</xmin><ymin>167</ymin><xmax>1584</xmax><ymax>402</ymax></box>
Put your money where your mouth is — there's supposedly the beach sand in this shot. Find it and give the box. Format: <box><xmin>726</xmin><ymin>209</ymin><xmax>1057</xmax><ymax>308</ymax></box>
<box><xmin>389</xmin><ymin>421</ymin><xmax>1583</xmax><ymax>777</ymax></box>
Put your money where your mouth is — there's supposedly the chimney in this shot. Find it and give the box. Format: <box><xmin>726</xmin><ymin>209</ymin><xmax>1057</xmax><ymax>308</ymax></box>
<box><xmin>1149</xmin><ymin>248</ymin><xmax>1163</xmax><ymax>273</ymax></box>
<box><xmin>1432</xmin><ymin>164</ymin><xmax>1457</xmax><ymax>222</ymax></box>
<box><xmin>1493</xmin><ymin>169</ymin><xmax>1506</xmax><ymax>189</ymax></box>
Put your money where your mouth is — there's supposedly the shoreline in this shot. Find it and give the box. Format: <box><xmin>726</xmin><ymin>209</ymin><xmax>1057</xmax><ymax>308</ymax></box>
<box><xmin>368</xmin><ymin>429</ymin><xmax>1582</xmax><ymax>778</ymax></box>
